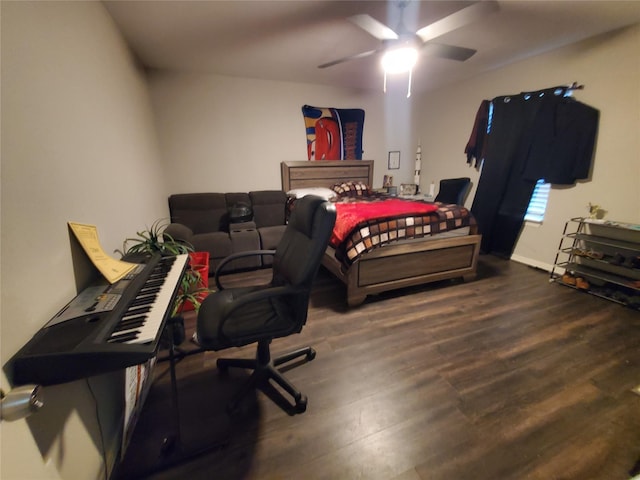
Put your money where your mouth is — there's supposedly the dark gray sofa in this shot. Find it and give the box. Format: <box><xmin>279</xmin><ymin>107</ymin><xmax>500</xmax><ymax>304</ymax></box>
<box><xmin>164</xmin><ymin>191</ymin><xmax>288</xmax><ymax>275</ymax></box>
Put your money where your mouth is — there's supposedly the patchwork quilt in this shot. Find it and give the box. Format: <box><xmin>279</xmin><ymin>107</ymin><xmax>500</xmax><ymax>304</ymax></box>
<box><xmin>333</xmin><ymin>200</ymin><xmax>477</xmax><ymax>265</ymax></box>
<box><xmin>285</xmin><ymin>180</ymin><xmax>476</xmax><ymax>267</ymax></box>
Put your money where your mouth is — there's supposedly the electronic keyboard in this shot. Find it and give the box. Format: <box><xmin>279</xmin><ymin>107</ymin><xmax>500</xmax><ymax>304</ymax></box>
<box><xmin>11</xmin><ymin>254</ymin><xmax>188</xmax><ymax>386</ymax></box>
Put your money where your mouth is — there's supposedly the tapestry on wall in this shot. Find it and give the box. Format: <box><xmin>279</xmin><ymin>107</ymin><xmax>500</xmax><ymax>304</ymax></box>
<box><xmin>302</xmin><ymin>105</ymin><xmax>365</xmax><ymax>160</ymax></box>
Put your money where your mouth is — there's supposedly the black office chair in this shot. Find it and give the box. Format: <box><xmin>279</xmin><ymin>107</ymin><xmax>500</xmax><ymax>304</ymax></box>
<box><xmin>195</xmin><ymin>195</ymin><xmax>336</xmax><ymax>414</ymax></box>
<box><xmin>434</xmin><ymin>177</ymin><xmax>471</xmax><ymax>205</ymax></box>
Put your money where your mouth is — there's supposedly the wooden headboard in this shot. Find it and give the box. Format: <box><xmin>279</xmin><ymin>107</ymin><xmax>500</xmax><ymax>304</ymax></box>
<box><xmin>281</xmin><ymin>160</ymin><xmax>375</xmax><ymax>191</ymax></box>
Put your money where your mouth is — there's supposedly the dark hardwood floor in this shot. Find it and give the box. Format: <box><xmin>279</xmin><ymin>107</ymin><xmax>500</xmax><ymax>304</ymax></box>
<box><xmin>116</xmin><ymin>255</ymin><xmax>640</xmax><ymax>480</ymax></box>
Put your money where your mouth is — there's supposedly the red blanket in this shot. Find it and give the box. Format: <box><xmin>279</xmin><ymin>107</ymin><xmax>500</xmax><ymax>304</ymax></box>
<box><xmin>331</xmin><ymin>198</ymin><xmax>438</xmax><ymax>245</ymax></box>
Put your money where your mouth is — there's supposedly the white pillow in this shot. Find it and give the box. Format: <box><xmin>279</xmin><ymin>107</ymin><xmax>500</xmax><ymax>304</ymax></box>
<box><xmin>287</xmin><ymin>187</ymin><xmax>337</xmax><ymax>201</ymax></box>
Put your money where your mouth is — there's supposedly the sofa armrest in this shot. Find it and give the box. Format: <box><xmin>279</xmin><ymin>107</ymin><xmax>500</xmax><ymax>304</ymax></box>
<box><xmin>164</xmin><ymin>222</ymin><xmax>195</xmax><ymax>245</ymax></box>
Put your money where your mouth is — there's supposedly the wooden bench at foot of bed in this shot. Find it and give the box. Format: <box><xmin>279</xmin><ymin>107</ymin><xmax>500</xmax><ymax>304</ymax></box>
<box><xmin>322</xmin><ymin>229</ymin><xmax>481</xmax><ymax>307</ymax></box>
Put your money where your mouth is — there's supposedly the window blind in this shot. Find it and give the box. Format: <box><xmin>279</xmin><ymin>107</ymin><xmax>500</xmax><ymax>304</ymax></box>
<box><xmin>524</xmin><ymin>179</ymin><xmax>550</xmax><ymax>223</ymax></box>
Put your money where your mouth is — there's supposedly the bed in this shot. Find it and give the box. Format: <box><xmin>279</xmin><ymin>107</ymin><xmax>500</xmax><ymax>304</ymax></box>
<box><xmin>281</xmin><ymin>160</ymin><xmax>481</xmax><ymax>307</ymax></box>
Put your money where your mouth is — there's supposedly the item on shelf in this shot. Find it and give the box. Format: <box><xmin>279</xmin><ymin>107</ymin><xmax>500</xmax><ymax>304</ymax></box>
<box><xmin>575</xmin><ymin>277</ymin><xmax>590</xmax><ymax>290</ymax></box>
<box><xmin>571</xmin><ymin>248</ymin><xmax>603</xmax><ymax>259</ymax></box>
<box><xmin>551</xmin><ymin>217</ymin><xmax>640</xmax><ymax>310</ymax></box>
<box><xmin>611</xmin><ymin>252</ymin><xmax>626</xmax><ymax>265</ymax></box>
<box><xmin>611</xmin><ymin>290</ymin><xmax>630</xmax><ymax>303</ymax></box>
<box><xmin>587</xmin><ymin>202</ymin><xmax>606</xmax><ymax>220</ymax></box>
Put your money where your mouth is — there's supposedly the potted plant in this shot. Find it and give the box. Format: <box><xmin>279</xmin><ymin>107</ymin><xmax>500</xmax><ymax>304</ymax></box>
<box><xmin>116</xmin><ymin>219</ymin><xmax>213</xmax><ymax>313</ymax></box>
<box><xmin>117</xmin><ymin>218</ymin><xmax>192</xmax><ymax>257</ymax></box>
<box><xmin>172</xmin><ymin>266</ymin><xmax>210</xmax><ymax>315</ymax></box>
<box><xmin>171</xmin><ymin>250</ymin><xmax>211</xmax><ymax>315</ymax></box>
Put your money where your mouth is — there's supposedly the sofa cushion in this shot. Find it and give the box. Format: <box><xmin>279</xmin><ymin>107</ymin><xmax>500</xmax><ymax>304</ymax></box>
<box><xmin>169</xmin><ymin>193</ymin><xmax>228</xmax><ymax>234</ymax></box>
<box><xmin>258</xmin><ymin>225</ymin><xmax>287</xmax><ymax>267</ymax></box>
<box><xmin>190</xmin><ymin>232</ymin><xmax>233</xmax><ymax>274</ymax></box>
<box><xmin>250</xmin><ymin>190</ymin><xmax>287</xmax><ymax>228</ymax></box>
<box><xmin>225</xmin><ymin>192</ymin><xmax>251</xmax><ymax>205</ymax></box>
<box><xmin>258</xmin><ymin>224</ymin><xmax>287</xmax><ymax>248</ymax></box>
<box><xmin>167</xmin><ymin>190</ymin><xmax>289</xmax><ymax>274</ymax></box>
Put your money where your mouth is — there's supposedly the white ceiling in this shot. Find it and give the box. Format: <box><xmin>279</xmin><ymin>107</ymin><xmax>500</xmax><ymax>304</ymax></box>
<box><xmin>102</xmin><ymin>0</ymin><xmax>640</xmax><ymax>93</ymax></box>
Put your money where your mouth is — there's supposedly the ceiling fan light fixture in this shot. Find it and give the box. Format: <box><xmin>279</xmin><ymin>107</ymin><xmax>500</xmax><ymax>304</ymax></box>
<box><xmin>381</xmin><ymin>46</ymin><xmax>418</xmax><ymax>74</ymax></box>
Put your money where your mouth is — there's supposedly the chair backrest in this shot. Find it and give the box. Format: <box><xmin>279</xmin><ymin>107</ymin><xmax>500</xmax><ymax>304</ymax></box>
<box><xmin>197</xmin><ymin>195</ymin><xmax>336</xmax><ymax>348</ymax></box>
<box><xmin>249</xmin><ymin>190</ymin><xmax>288</xmax><ymax>228</ymax></box>
<box><xmin>435</xmin><ymin>177</ymin><xmax>471</xmax><ymax>205</ymax></box>
<box><xmin>259</xmin><ymin>195</ymin><xmax>334</xmax><ymax>332</ymax></box>
<box><xmin>272</xmin><ymin>195</ymin><xmax>336</xmax><ymax>289</ymax></box>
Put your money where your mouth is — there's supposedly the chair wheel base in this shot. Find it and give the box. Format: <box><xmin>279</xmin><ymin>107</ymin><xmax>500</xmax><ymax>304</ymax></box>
<box><xmin>294</xmin><ymin>394</ymin><xmax>307</xmax><ymax>413</ymax></box>
<box><xmin>218</xmin><ymin>341</ymin><xmax>315</xmax><ymax>416</ymax></box>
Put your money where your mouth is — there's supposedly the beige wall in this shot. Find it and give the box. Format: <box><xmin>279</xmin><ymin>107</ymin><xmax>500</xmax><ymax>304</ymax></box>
<box><xmin>148</xmin><ymin>71</ymin><xmax>422</xmax><ymax>194</ymax></box>
<box><xmin>1</xmin><ymin>2</ymin><xmax>168</xmax><ymax>478</ymax></box>
<box><xmin>414</xmin><ymin>24</ymin><xmax>640</xmax><ymax>270</ymax></box>
<box><xmin>150</xmin><ymin>22</ymin><xmax>640</xmax><ymax>273</ymax></box>
<box><xmin>2</xmin><ymin>1</ymin><xmax>639</xmax><ymax>479</ymax></box>
<box><xmin>0</xmin><ymin>3</ymin><xmax>413</xmax><ymax>479</ymax></box>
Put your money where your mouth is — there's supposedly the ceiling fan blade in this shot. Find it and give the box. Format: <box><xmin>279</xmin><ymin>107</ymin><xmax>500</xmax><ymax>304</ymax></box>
<box><xmin>348</xmin><ymin>14</ymin><xmax>398</xmax><ymax>41</ymax></box>
<box><xmin>416</xmin><ymin>0</ymin><xmax>499</xmax><ymax>43</ymax></box>
<box><xmin>422</xmin><ymin>43</ymin><xmax>477</xmax><ymax>62</ymax></box>
<box><xmin>318</xmin><ymin>49</ymin><xmax>379</xmax><ymax>69</ymax></box>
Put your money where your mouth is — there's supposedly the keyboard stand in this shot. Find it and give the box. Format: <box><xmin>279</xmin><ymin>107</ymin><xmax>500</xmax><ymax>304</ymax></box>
<box><xmin>116</xmin><ymin>316</ymin><xmax>231</xmax><ymax>479</ymax></box>
<box><xmin>158</xmin><ymin>316</ymin><xmax>184</xmax><ymax>456</ymax></box>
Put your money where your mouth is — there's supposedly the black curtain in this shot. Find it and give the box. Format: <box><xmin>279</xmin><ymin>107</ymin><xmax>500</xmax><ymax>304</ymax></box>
<box><xmin>468</xmin><ymin>86</ymin><xmax>599</xmax><ymax>258</ymax></box>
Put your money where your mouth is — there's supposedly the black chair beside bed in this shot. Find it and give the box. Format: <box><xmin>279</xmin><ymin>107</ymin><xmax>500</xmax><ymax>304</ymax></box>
<box><xmin>194</xmin><ymin>195</ymin><xmax>336</xmax><ymax>414</ymax></box>
<box><xmin>434</xmin><ymin>177</ymin><xmax>472</xmax><ymax>205</ymax></box>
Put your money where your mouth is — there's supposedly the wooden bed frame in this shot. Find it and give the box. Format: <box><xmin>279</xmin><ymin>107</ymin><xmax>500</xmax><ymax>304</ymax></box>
<box><xmin>281</xmin><ymin>160</ymin><xmax>481</xmax><ymax>307</ymax></box>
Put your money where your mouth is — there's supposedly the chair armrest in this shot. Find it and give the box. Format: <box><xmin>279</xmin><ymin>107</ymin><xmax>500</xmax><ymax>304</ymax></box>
<box><xmin>217</xmin><ymin>284</ymin><xmax>305</xmax><ymax>340</ymax></box>
<box><xmin>214</xmin><ymin>249</ymin><xmax>275</xmax><ymax>290</ymax></box>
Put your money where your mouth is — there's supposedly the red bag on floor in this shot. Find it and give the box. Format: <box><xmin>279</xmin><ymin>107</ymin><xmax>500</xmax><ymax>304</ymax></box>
<box><xmin>180</xmin><ymin>251</ymin><xmax>210</xmax><ymax>312</ymax></box>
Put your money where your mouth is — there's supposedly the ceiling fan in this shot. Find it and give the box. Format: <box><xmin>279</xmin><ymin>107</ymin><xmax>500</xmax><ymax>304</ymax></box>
<box><xmin>318</xmin><ymin>1</ymin><xmax>499</xmax><ymax>71</ymax></box>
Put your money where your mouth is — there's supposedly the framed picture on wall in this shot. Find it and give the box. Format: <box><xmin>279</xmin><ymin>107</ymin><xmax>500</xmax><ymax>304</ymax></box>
<box><xmin>388</xmin><ymin>151</ymin><xmax>400</xmax><ymax>169</ymax></box>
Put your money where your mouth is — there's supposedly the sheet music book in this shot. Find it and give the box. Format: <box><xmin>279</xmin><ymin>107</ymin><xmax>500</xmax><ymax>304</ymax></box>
<box><xmin>68</xmin><ymin>222</ymin><xmax>137</xmax><ymax>284</ymax></box>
